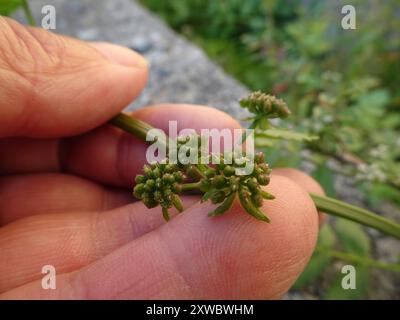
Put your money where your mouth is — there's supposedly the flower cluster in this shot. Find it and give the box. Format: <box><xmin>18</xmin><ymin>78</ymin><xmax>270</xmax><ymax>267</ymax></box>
<box><xmin>133</xmin><ymin>162</ymin><xmax>185</xmax><ymax>221</ymax></box>
<box><xmin>240</xmin><ymin>91</ymin><xmax>291</xmax><ymax>120</ymax></box>
<box><xmin>199</xmin><ymin>152</ymin><xmax>274</xmax><ymax>221</ymax></box>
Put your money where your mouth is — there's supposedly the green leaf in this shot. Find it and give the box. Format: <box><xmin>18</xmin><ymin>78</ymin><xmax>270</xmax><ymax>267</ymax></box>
<box><xmin>0</xmin><ymin>0</ymin><xmax>23</xmax><ymax>15</ymax></box>
<box><xmin>335</xmin><ymin>220</ymin><xmax>371</xmax><ymax>256</ymax></box>
<box><xmin>312</xmin><ymin>164</ymin><xmax>336</xmax><ymax>197</ymax></box>
<box><xmin>293</xmin><ymin>224</ymin><xmax>336</xmax><ymax>289</ymax></box>
<box><xmin>256</xmin><ymin>128</ymin><xmax>319</xmax><ymax>142</ymax></box>
<box><xmin>325</xmin><ymin>266</ymin><xmax>370</xmax><ymax>300</ymax></box>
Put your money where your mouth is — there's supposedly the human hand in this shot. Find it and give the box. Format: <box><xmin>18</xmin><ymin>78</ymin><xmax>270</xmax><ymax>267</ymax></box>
<box><xmin>0</xmin><ymin>17</ymin><xmax>323</xmax><ymax>299</ymax></box>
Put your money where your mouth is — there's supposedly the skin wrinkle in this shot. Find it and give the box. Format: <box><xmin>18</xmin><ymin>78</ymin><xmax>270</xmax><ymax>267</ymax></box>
<box><xmin>71</xmin><ymin>229</ymin><xmax>192</xmax><ymax>299</ymax></box>
<box><xmin>2</xmin><ymin>18</ymin><xmax>43</xmax><ymax>87</ymax></box>
<box><xmin>1</xmin><ymin>17</ymin><xmax>138</xmax><ymax>138</ymax></box>
<box><xmin>88</xmin><ymin>211</ymin><xmax>111</xmax><ymax>261</ymax></box>
<box><xmin>158</xmin><ymin>206</ymin><xmax>245</xmax><ymax>298</ymax></box>
<box><xmin>0</xmin><ymin>19</ymin><xmax>44</xmax><ymax>136</ymax></box>
<box><xmin>127</xmin><ymin>203</ymin><xmax>152</xmax><ymax>237</ymax></box>
<box><xmin>59</xmin><ymin>216</ymin><xmax>94</xmax><ymax>270</ymax></box>
<box><xmin>143</xmin><ymin>232</ymin><xmax>193</xmax><ymax>299</ymax></box>
<box><xmin>2</xmin><ymin>17</ymin><xmax>105</xmax><ymax>84</ymax></box>
<box><xmin>156</xmin><ymin>226</ymin><xmax>197</xmax><ymax>298</ymax></box>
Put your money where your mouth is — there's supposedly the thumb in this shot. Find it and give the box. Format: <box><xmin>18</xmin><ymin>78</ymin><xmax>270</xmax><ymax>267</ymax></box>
<box><xmin>0</xmin><ymin>17</ymin><xmax>148</xmax><ymax>138</ymax></box>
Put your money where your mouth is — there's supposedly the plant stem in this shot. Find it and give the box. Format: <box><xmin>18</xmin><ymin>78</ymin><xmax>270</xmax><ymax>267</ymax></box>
<box><xmin>239</xmin><ymin>120</ymin><xmax>257</xmax><ymax>145</ymax></box>
<box><xmin>22</xmin><ymin>0</ymin><xmax>36</xmax><ymax>26</ymax></box>
<box><xmin>311</xmin><ymin>193</ymin><xmax>400</xmax><ymax>239</ymax></box>
<box><xmin>109</xmin><ymin>112</ymin><xmax>400</xmax><ymax>238</ymax></box>
<box><xmin>109</xmin><ymin>113</ymin><xmax>167</xmax><ymax>147</ymax></box>
<box><xmin>181</xmin><ymin>182</ymin><xmax>202</xmax><ymax>192</ymax></box>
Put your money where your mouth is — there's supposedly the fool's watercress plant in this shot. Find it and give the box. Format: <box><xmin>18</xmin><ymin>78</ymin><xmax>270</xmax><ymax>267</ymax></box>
<box><xmin>110</xmin><ymin>92</ymin><xmax>400</xmax><ymax>240</ymax></box>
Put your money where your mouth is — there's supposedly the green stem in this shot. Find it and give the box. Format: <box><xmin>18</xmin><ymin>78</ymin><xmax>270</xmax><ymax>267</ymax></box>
<box><xmin>22</xmin><ymin>0</ymin><xmax>36</xmax><ymax>26</ymax></box>
<box><xmin>311</xmin><ymin>193</ymin><xmax>400</xmax><ymax>239</ymax></box>
<box><xmin>110</xmin><ymin>112</ymin><xmax>400</xmax><ymax>239</ymax></box>
<box><xmin>181</xmin><ymin>182</ymin><xmax>202</xmax><ymax>192</ymax></box>
<box><xmin>190</xmin><ymin>165</ymin><xmax>206</xmax><ymax>179</ymax></box>
<box><xmin>239</xmin><ymin>120</ymin><xmax>257</xmax><ymax>145</ymax></box>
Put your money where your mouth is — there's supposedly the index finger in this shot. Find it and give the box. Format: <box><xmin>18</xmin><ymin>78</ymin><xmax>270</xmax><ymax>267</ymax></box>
<box><xmin>0</xmin><ymin>17</ymin><xmax>147</xmax><ymax>138</ymax></box>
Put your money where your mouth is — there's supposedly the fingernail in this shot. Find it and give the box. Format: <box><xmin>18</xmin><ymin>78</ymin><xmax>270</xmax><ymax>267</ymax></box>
<box><xmin>90</xmin><ymin>41</ymin><xmax>148</xmax><ymax>68</ymax></box>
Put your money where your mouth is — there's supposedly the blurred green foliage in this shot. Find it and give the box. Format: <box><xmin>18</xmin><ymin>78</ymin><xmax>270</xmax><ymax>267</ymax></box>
<box><xmin>140</xmin><ymin>0</ymin><xmax>400</xmax><ymax>207</ymax></box>
<box><xmin>0</xmin><ymin>0</ymin><xmax>23</xmax><ymax>15</ymax></box>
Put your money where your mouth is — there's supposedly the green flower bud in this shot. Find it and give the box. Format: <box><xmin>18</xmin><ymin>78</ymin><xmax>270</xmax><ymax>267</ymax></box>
<box><xmin>143</xmin><ymin>197</ymin><xmax>158</xmax><ymax>209</ymax></box>
<box><xmin>133</xmin><ymin>184</ymin><xmax>145</xmax><ymax>198</ymax></box>
<box><xmin>254</xmin><ymin>167</ymin><xmax>264</xmax><ymax>176</ymax></box>
<box><xmin>173</xmin><ymin>171</ymin><xmax>185</xmax><ymax>183</ymax></box>
<box><xmin>247</xmin><ymin>177</ymin><xmax>259</xmax><ymax>193</ymax></box>
<box><xmin>164</xmin><ymin>164</ymin><xmax>176</xmax><ymax>173</ymax></box>
<box><xmin>254</xmin><ymin>152</ymin><xmax>265</xmax><ymax>164</ymax></box>
<box><xmin>257</xmin><ymin>174</ymin><xmax>270</xmax><ymax>185</ymax></box>
<box><xmin>143</xmin><ymin>165</ymin><xmax>152</xmax><ymax>177</ymax></box>
<box><xmin>240</xmin><ymin>91</ymin><xmax>290</xmax><ymax>119</ymax></box>
<box><xmin>152</xmin><ymin>167</ymin><xmax>161</xmax><ymax>178</ymax></box>
<box><xmin>212</xmin><ymin>175</ymin><xmax>226</xmax><ymax>188</ymax></box>
<box><xmin>155</xmin><ymin>178</ymin><xmax>162</xmax><ymax>189</ymax></box>
<box><xmin>258</xmin><ymin>163</ymin><xmax>270</xmax><ymax>173</ymax></box>
<box><xmin>153</xmin><ymin>190</ymin><xmax>163</xmax><ymax>202</ymax></box>
<box><xmin>223</xmin><ymin>165</ymin><xmax>235</xmax><ymax>177</ymax></box>
<box><xmin>171</xmin><ymin>194</ymin><xmax>183</xmax><ymax>212</ymax></box>
<box><xmin>146</xmin><ymin>179</ymin><xmax>155</xmax><ymax>189</ymax></box>
<box><xmin>135</xmin><ymin>175</ymin><xmax>146</xmax><ymax>184</ymax></box>
<box><xmin>205</xmin><ymin>168</ymin><xmax>216</xmax><ymax>178</ymax></box>
<box><xmin>251</xmin><ymin>193</ymin><xmax>264</xmax><ymax>207</ymax></box>
<box><xmin>162</xmin><ymin>173</ymin><xmax>175</xmax><ymax>184</ymax></box>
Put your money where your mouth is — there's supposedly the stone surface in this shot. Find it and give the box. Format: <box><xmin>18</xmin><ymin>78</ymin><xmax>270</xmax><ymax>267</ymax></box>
<box><xmin>13</xmin><ymin>0</ymin><xmax>399</xmax><ymax>299</ymax></box>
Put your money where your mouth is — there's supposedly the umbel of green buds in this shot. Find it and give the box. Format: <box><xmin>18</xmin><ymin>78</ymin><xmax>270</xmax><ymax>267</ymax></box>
<box><xmin>200</xmin><ymin>152</ymin><xmax>274</xmax><ymax>221</ymax></box>
<box><xmin>240</xmin><ymin>91</ymin><xmax>291</xmax><ymax>120</ymax></box>
<box><xmin>133</xmin><ymin>162</ymin><xmax>185</xmax><ymax>221</ymax></box>
<box><xmin>109</xmin><ymin>91</ymin><xmax>400</xmax><ymax>239</ymax></box>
